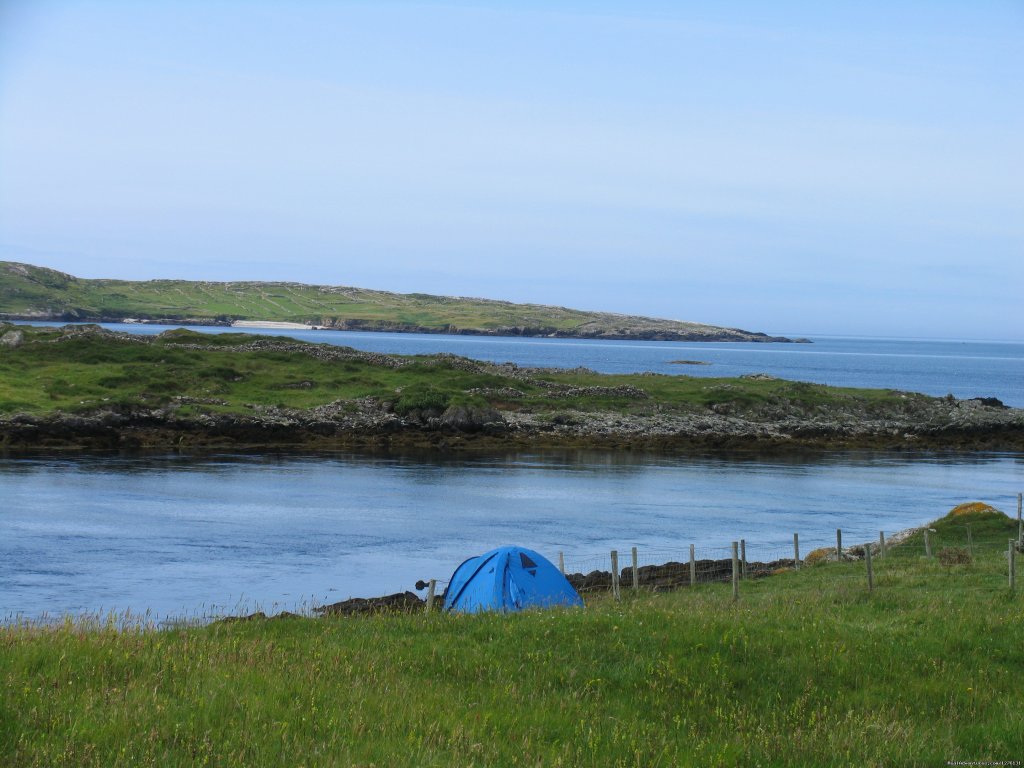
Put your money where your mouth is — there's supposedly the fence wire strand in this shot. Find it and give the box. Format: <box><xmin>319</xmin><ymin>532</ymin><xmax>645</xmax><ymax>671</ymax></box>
<box><xmin>554</xmin><ymin>520</ymin><xmax>1022</xmax><ymax>598</ymax></box>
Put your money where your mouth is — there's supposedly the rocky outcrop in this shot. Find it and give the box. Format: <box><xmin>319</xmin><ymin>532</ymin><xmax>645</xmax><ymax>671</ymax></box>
<box><xmin>0</xmin><ymin>329</ymin><xmax>23</xmax><ymax>347</ymax></box>
<box><xmin>567</xmin><ymin>556</ymin><xmax>799</xmax><ymax>593</ymax></box>
<box><xmin>314</xmin><ymin>591</ymin><xmax>424</xmax><ymax>616</ymax></box>
<box><xmin>439</xmin><ymin>405</ymin><xmax>506</xmax><ymax>433</ymax></box>
<box><xmin>3</xmin><ymin>393</ymin><xmax>1021</xmax><ymax>452</ymax></box>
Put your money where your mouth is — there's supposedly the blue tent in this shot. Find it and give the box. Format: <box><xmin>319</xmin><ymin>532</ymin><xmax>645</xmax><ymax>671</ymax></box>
<box><xmin>443</xmin><ymin>546</ymin><xmax>584</xmax><ymax>613</ymax></box>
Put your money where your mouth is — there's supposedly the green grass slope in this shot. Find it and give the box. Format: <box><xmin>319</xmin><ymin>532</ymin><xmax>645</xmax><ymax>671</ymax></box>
<box><xmin>2</xmin><ymin>506</ymin><xmax>1022</xmax><ymax>766</ymax></box>
<box><xmin>0</xmin><ymin>261</ymin><xmax>793</xmax><ymax>341</ymax></box>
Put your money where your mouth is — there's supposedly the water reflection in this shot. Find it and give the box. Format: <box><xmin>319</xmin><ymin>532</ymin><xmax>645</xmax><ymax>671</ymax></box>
<box><xmin>3</xmin><ymin>446</ymin><xmax>1020</xmax><ymax>473</ymax></box>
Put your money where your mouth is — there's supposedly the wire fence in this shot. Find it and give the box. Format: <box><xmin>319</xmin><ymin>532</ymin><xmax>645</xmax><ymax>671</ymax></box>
<box><xmin>554</xmin><ymin>496</ymin><xmax>1024</xmax><ymax>601</ymax></box>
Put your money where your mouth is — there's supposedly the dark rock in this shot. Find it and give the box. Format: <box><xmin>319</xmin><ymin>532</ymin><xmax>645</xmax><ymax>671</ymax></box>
<box><xmin>566</xmin><ymin>557</ymin><xmax>799</xmax><ymax>593</ymax></box>
<box><xmin>439</xmin><ymin>405</ymin><xmax>506</xmax><ymax>433</ymax></box>
<box><xmin>217</xmin><ymin>611</ymin><xmax>267</xmax><ymax>623</ymax></box>
<box><xmin>216</xmin><ymin>610</ymin><xmax>301</xmax><ymax>623</ymax></box>
<box><xmin>314</xmin><ymin>590</ymin><xmax>424</xmax><ymax>616</ymax></box>
<box><xmin>966</xmin><ymin>397</ymin><xmax>1007</xmax><ymax>409</ymax></box>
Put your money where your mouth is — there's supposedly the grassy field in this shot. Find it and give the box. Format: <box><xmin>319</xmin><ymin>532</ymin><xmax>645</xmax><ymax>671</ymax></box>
<box><xmin>0</xmin><ymin>324</ymin><xmax>926</xmax><ymax>420</ymax></box>
<box><xmin>0</xmin><ymin>261</ymin><xmax>780</xmax><ymax>340</ymax></box>
<box><xmin>2</xmin><ymin>506</ymin><xmax>1022</xmax><ymax>766</ymax></box>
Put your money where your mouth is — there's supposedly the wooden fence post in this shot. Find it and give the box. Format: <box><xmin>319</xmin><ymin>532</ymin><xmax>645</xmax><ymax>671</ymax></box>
<box><xmin>689</xmin><ymin>544</ymin><xmax>696</xmax><ymax>587</ymax></box>
<box><xmin>610</xmin><ymin>550</ymin><xmax>620</xmax><ymax>600</ymax></box>
<box><xmin>836</xmin><ymin>529</ymin><xmax>842</xmax><ymax>560</ymax></box>
<box><xmin>558</xmin><ymin>551</ymin><xmax>565</xmax><ymax>576</ymax></box>
<box><xmin>425</xmin><ymin>579</ymin><xmax>437</xmax><ymax>612</ymax></box>
<box><xmin>631</xmin><ymin>546</ymin><xmax>639</xmax><ymax>591</ymax></box>
<box><xmin>966</xmin><ymin>525</ymin><xmax>974</xmax><ymax>560</ymax></box>
<box><xmin>793</xmin><ymin>533</ymin><xmax>800</xmax><ymax>569</ymax></box>
<box><xmin>1018</xmin><ymin>493</ymin><xmax>1022</xmax><ymax>546</ymax></box>
<box><xmin>731</xmin><ymin>542</ymin><xmax>739</xmax><ymax>602</ymax></box>
<box><xmin>924</xmin><ymin>530</ymin><xmax>932</xmax><ymax>558</ymax></box>
<box><xmin>865</xmin><ymin>541</ymin><xmax>873</xmax><ymax>592</ymax></box>
<box><xmin>740</xmin><ymin>539</ymin><xmax>747</xmax><ymax>579</ymax></box>
<box><xmin>1010</xmin><ymin>540</ymin><xmax>1016</xmax><ymax>592</ymax></box>
<box><xmin>879</xmin><ymin>531</ymin><xmax>886</xmax><ymax>559</ymax></box>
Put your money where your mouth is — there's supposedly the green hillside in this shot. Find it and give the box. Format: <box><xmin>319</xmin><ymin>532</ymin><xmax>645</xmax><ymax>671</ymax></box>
<box><xmin>0</xmin><ymin>261</ymin><xmax>795</xmax><ymax>342</ymax></box>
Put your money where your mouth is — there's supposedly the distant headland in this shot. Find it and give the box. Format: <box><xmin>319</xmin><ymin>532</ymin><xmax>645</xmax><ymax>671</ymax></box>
<box><xmin>0</xmin><ymin>261</ymin><xmax>807</xmax><ymax>344</ymax></box>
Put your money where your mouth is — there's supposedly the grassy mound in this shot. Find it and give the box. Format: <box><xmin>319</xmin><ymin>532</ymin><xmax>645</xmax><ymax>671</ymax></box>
<box><xmin>946</xmin><ymin>501</ymin><xmax>1006</xmax><ymax>518</ymax></box>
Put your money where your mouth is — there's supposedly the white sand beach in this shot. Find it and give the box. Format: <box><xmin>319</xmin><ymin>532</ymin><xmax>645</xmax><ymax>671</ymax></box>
<box><xmin>231</xmin><ymin>320</ymin><xmax>316</xmax><ymax>330</ymax></box>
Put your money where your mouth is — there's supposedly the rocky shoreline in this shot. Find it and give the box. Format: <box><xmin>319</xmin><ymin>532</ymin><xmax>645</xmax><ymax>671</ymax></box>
<box><xmin>2</xmin><ymin>395</ymin><xmax>1021</xmax><ymax>452</ymax></box>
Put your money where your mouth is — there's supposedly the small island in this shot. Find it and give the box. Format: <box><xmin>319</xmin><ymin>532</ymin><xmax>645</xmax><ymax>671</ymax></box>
<box><xmin>1</xmin><ymin>323</ymin><xmax>1019</xmax><ymax>452</ymax></box>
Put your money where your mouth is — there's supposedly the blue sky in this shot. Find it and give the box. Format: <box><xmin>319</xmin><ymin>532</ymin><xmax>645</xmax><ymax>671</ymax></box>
<box><xmin>1</xmin><ymin>1</ymin><xmax>1021</xmax><ymax>339</ymax></box>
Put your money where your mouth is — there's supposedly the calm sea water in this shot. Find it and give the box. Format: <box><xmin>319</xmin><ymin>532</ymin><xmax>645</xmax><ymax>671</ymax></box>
<box><xmin>26</xmin><ymin>322</ymin><xmax>1024</xmax><ymax>407</ymax></box>
<box><xmin>2</xmin><ymin>451</ymin><xmax>1021</xmax><ymax>620</ymax></box>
